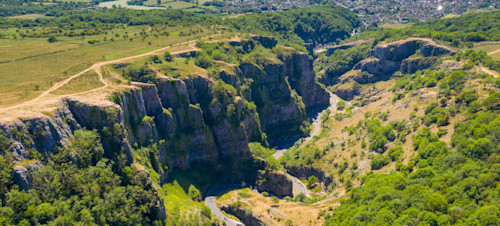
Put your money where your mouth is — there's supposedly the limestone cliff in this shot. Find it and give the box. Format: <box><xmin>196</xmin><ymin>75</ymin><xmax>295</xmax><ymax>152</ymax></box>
<box><xmin>0</xmin><ymin>38</ymin><xmax>328</xmax><ymax>191</ymax></box>
<box><xmin>354</xmin><ymin>38</ymin><xmax>456</xmax><ymax>77</ymax></box>
<box><xmin>256</xmin><ymin>170</ymin><xmax>293</xmax><ymax>197</ymax></box>
<box><xmin>240</xmin><ymin>49</ymin><xmax>329</xmax><ymax>140</ymax></box>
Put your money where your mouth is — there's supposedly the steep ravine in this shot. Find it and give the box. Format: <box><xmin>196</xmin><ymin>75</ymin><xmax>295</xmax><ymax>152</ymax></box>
<box><xmin>207</xmin><ymin>92</ymin><xmax>339</xmax><ymax>225</ymax></box>
<box><xmin>0</xmin><ymin>40</ymin><xmax>329</xmax><ymax>197</ymax></box>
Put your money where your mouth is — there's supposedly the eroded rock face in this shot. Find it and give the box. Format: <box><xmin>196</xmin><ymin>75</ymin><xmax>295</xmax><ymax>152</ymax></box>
<box><xmin>221</xmin><ymin>204</ymin><xmax>265</xmax><ymax>226</ymax></box>
<box><xmin>400</xmin><ymin>57</ymin><xmax>438</xmax><ymax>74</ymax></box>
<box><xmin>283</xmin><ymin>52</ymin><xmax>330</xmax><ymax>111</ymax></box>
<box><xmin>0</xmin><ymin>41</ymin><xmax>327</xmax><ymax>191</ymax></box>
<box><xmin>354</xmin><ymin>38</ymin><xmax>455</xmax><ymax>76</ymax></box>
<box><xmin>284</xmin><ymin>165</ymin><xmax>334</xmax><ymax>191</ymax></box>
<box><xmin>13</xmin><ymin>161</ymin><xmax>42</xmax><ymax>191</ymax></box>
<box><xmin>240</xmin><ymin>50</ymin><xmax>329</xmax><ymax>140</ymax></box>
<box><xmin>256</xmin><ymin>170</ymin><xmax>293</xmax><ymax>197</ymax></box>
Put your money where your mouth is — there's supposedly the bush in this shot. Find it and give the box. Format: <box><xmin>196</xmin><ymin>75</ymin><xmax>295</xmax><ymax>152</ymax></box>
<box><xmin>188</xmin><ymin>185</ymin><xmax>201</xmax><ymax>201</ymax></box>
<box><xmin>371</xmin><ymin>155</ymin><xmax>390</xmax><ymax>170</ymax></box>
<box><xmin>47</xmin><ymin>36</ymin><xmax>57</xmax><ymax>43</ymax></box>
<box><xmin>337</xmin><ymin>100</ymin><xmax>346</xmax><ymax>110</ymax></box>
<box><xmin>164</xmin><ymin>51</ymin><xmax>173</xmax><ymax>62</ymax></box>
<box><xmin>307</xmin><ymin>175</ymin><xmax>319</xmax><ymax>189</ymax></box>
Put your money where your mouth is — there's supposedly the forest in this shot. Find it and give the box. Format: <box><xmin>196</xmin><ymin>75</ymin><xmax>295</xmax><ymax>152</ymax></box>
<box><xmin>227</xmin><ymin>5</ymin><xmax>361</xmax><ymax>45</ymax></box>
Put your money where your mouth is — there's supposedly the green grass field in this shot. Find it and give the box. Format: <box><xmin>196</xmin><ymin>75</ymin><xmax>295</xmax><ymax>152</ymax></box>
<box><xmin>380</xmin><ymin>23</ymin><xmax>413</xmax><ymax>30</ymax></box>
<box><xmin>472</xmin><ymin>43</ymin><xmax>500</xmax><ymax>60</ymax></box>
<box><xmin>7</xmin><ymin>14</ymin><xmax>50</xmax><ymax>19</ymax></box>
<box><xmin>51</xmin><ymin>71</ymin><xmax>104</xmax><ymax>95</ymax></box>
<box><xmin>0</xmin><ymin>25</ymin><xmax>218</xmax><ymax>107</ymax></box>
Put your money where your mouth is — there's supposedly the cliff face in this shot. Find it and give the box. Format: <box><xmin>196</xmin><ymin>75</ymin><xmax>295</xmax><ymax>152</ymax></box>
<box><xmin>220</xmin><ymin>204</ymin><xmax>265</xmax><ymax>226</ymax></box>
<box><xmin>1</xmin><ymin>39</ymin><xmax>328</xmax><ymax>191</ymax></box>
<box><xmin>284</xmin><ymin>165</ymin><xmax>334</xmax><ymax>192</ymax></box>
<box><xmin>354</xmin><ymin>38</ymin><xmax>456</xmax><ymax>77</ymax></box>
<box><xmin>256</xmin><ymin>170</ymin><xmax>293</xmax><ymax>197</ymax></box>
<box><xmin>240</xmin><ymin>50</ymin><xmax>329</xmax><ymax>140</ymax></box>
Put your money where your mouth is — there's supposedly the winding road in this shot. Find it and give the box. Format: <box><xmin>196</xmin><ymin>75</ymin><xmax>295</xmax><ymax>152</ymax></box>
<box><xmin>207</xmin><ymin>91</ymin><xmax>339</xmax><ymax>225</ymax></box>
<box><xmin>205</xmin><ymin>185</ymin><xmax>244</xmax><ymax>226</ymax></box>
<box><xmin>273</xmin><ymin>92</ymin><xmax>339</xmax><ymax>159</ymax></box>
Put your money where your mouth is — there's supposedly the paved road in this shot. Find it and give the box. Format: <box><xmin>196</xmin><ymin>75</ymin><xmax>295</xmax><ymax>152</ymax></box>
<box><xmin>286</xmin><ymin>173</ymin><xmax>310</xmax><ymax>198</ymax></box>
<box><xmin>272</xmin><ymin>92</ymin><xmax>339</xmax><ymax>198</ymax></box>
<box><xmin>205</xmin><ymin>184</ymin><xmax>243</xmax><ymax>226</ymax></box>
<box><xmin>206</xmin><ymin>92</ymin><xmax>339</xmax><ymax>221</ymax></box>
<box><xmin>273</xmin><ymin>92</ymin><xmax>339</xmax><ymax>159</ymax></box>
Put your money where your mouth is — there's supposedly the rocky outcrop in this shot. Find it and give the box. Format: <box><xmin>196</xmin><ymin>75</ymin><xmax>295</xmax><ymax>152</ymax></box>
<box><xmin>354</xmin><ymin>57</ymin><xmax>401</xmax><ymax>77</ymax></box>
<box><xmin>283</xmin><ymin>51</ymin><xmax>330</xmax><ymax>111</ymax></box>
<box><xmin>241</xmin><ymin>61</ymin><xmax>306</xmax><ymax>140</ymax></box>
<box><xmin>256</xmin><ymin>170</ymin><xmax>293</xmax><ymax>197</ymax></box>
<box><xmin>250</xmin><ymin>35</ymin><xmax>277</xmax><ymax>49</ymax></box>
<box><xmin>12</xmin><ymin>161</ymin><xmax>42</xmax><ymax>191</ymax></box>
<box><xmin>240</xmin><ymin>49</ymin><xmax>329</xmax><ymax>140</ymax></box>
<box><xmin>400</xmin><ymin>57</ymin><xmax>438</xmax><ymax>74</ymax></box>
<box><xmin>220</xmin><ymin>204</ymin><xmax>265</xmax><ymax>226</ymax></box>
<box><xmin>354</xmin><ymin>38</ymin><xmax>455</xmax><ymax>77</ymax></box>
<box><xmin>284</xmin><ymin>165</ymin><xmax>334</xmax><ymax>191</ymax></box>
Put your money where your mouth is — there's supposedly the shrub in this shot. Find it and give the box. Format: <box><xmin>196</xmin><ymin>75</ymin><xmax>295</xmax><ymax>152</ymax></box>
<box><xmin>371</xmin><ymin>155</ymin><xmax>390</xmax><ymax>170</ymax></box>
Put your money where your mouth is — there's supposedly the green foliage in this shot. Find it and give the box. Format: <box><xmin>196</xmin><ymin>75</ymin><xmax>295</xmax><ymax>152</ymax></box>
<box><xmin>392</xmin><ymin>69</ymin><xmax>446</xmax><ymax>92</ymax></box>
<box><xmin>149</xmin><ymin>55</ymin><xmax>163</xmax><ymax>64</ymax></box>
<box><xmin>47</xmin><ymin>36</ymin><xmax>57</xmax><ymax>43</ymax></box>
<box><xmin>228</xmin><ymin>6</ymin><xmax>361</xmax><ymax>45</ymax></box>
<box><xmin>0</xmin><ymin>130</ymin><xmax>160</xmax><ymax>225</ymax></box>
<box><xmin>371</xmin><ymin>155</ymin><xmax>390</xmax><ymax>170</ymax></box>
<box><xmin>68</xmin><ymin>130</ymin><xmax>104</xmax><ymax>168</ymax></box>
<box><xmin>306</xmin><ymin>175</ymin><xmax>319</xmax><ymax>189</ymax></box>
<box><xmin>280</xmin><ymin>143</ymin><xmax>326</xmax><ymax>168</ymax></box>
<box><xmin>188</xmin><ymin>184</ymin><xmax>201</xmax><ymax>202</ymax></box>
<box><xmin>164</xmin><ymin>51</ymin><xmax>173</xmax><ymax>62</ymax></box>
<box><xmin>0</xmin><ymin>9</ymin><xmax>220</xmax><ymax>36</ymax></box>
<box><xmin>317</xmin><ymin>45</ymin><xmax>371</xmax><ymax>82</ymax></box>
<box><xmin>326</xmin><ymin>109</ymin><xmax>500</xmax><ymax>225</ymax></box>
<box><xmin>122</xmin><ymin>65</ymin><xmax>155</xmax><ymax>82</ymax></box>
<box><xmin>248</xmin><ymin>143</ymin><xmax>280</xmax><ymax>171</ymax></box>
<box><xmin>452</xmin><ymin>111</ymin><xmax>499</xmax><ymax>160</ymax></box>
<box><xmin>194</xmin><ymin>51</ymin><xmax>213</xmax><ymax>69</ymax></box>
<box><xmin>350</xmin><ymin>11</ymin><xmax>500</xmax><ymax>48</ymax></box>
<box><xmin>336</xmin><ymin>100</ymin><xmax>346</xmax><ymax>110</ymax></box>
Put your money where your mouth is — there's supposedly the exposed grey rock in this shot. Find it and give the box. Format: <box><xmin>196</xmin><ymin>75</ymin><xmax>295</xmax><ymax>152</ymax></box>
<box><xmin>220</xmin><ymin>204</ymin><xmax>265</xmax><ymax>226</ymax></box>
<box><xmin>256</xmin><ymin>170</ymin><xmax>293</xmax><ymax>197</ymax></box>
<box><xmin>13</xmin><ymin>161</ymin><xmax>42</xmax><ymax>191</ymax></box>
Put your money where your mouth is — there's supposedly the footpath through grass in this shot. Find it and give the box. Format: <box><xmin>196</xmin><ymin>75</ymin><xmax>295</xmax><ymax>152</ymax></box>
<box><xmin>0</xmin><ymin>26</ymin><xmax>222</xmax><ymax>107</ymax></box>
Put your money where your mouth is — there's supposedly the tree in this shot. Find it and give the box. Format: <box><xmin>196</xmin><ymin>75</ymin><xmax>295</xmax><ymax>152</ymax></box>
<box><xmin>307</xmin><ymin>175</ymin><xmax>318</xmax><ymax>188</ymax></box>
<box><xmin>337</xmin><ymin>100</ymin><xmax>346</xmax><ymax>110</ymax></box>
<box><xmin>188</xmin><ymin>185</ymin><xmax>201</xmax><ymax>201</ymax></box>
<box><xmin>149</xmin><ymin>55</ymin><xmax>163</xmax><ymax>64</ymax></box>
<box><xmin>164</xmin><ymin>51</ymin><xmax>173</xmax><ymax>62</ymax></box>
<box><xmin>48</xmin><ymin>36</ymin><xmax>57</xmax><ymax>43</ymax></box>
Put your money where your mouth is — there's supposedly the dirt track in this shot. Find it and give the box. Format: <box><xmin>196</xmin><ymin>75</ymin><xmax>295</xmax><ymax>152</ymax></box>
<box><xmin>0</xmin><ymin>33</ymin><xmax>222</xmax><ymax>116</ymax></box>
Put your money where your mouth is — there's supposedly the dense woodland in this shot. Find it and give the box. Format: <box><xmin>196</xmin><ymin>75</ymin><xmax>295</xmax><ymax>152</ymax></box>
<box><xmin>0</xmin><ymin>129</ymin><xmax>161</xmax><ymax>224</ymax></box>
<box><xmin>227</xmin><ymin>5</ymin><xmax>361</xmax><ymax>45</ymax></box>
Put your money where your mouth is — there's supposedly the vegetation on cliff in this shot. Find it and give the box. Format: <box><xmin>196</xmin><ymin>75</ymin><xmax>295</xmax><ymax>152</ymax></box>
<box><xmin>227</xmin><ymin>5</ymin><xmax>361</xmax><ymax>45</ymax></box>
<box><xmin>0</xmin><ymin>130</ymin><xmax>161</xmax><ymax>225</ymax></box>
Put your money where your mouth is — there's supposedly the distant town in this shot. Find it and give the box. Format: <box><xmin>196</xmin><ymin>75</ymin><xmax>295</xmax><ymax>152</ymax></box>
<box><xmin>223</xmin><ymin>0</ymin><xmax>498</xmax><ymax>24</ymax></box>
